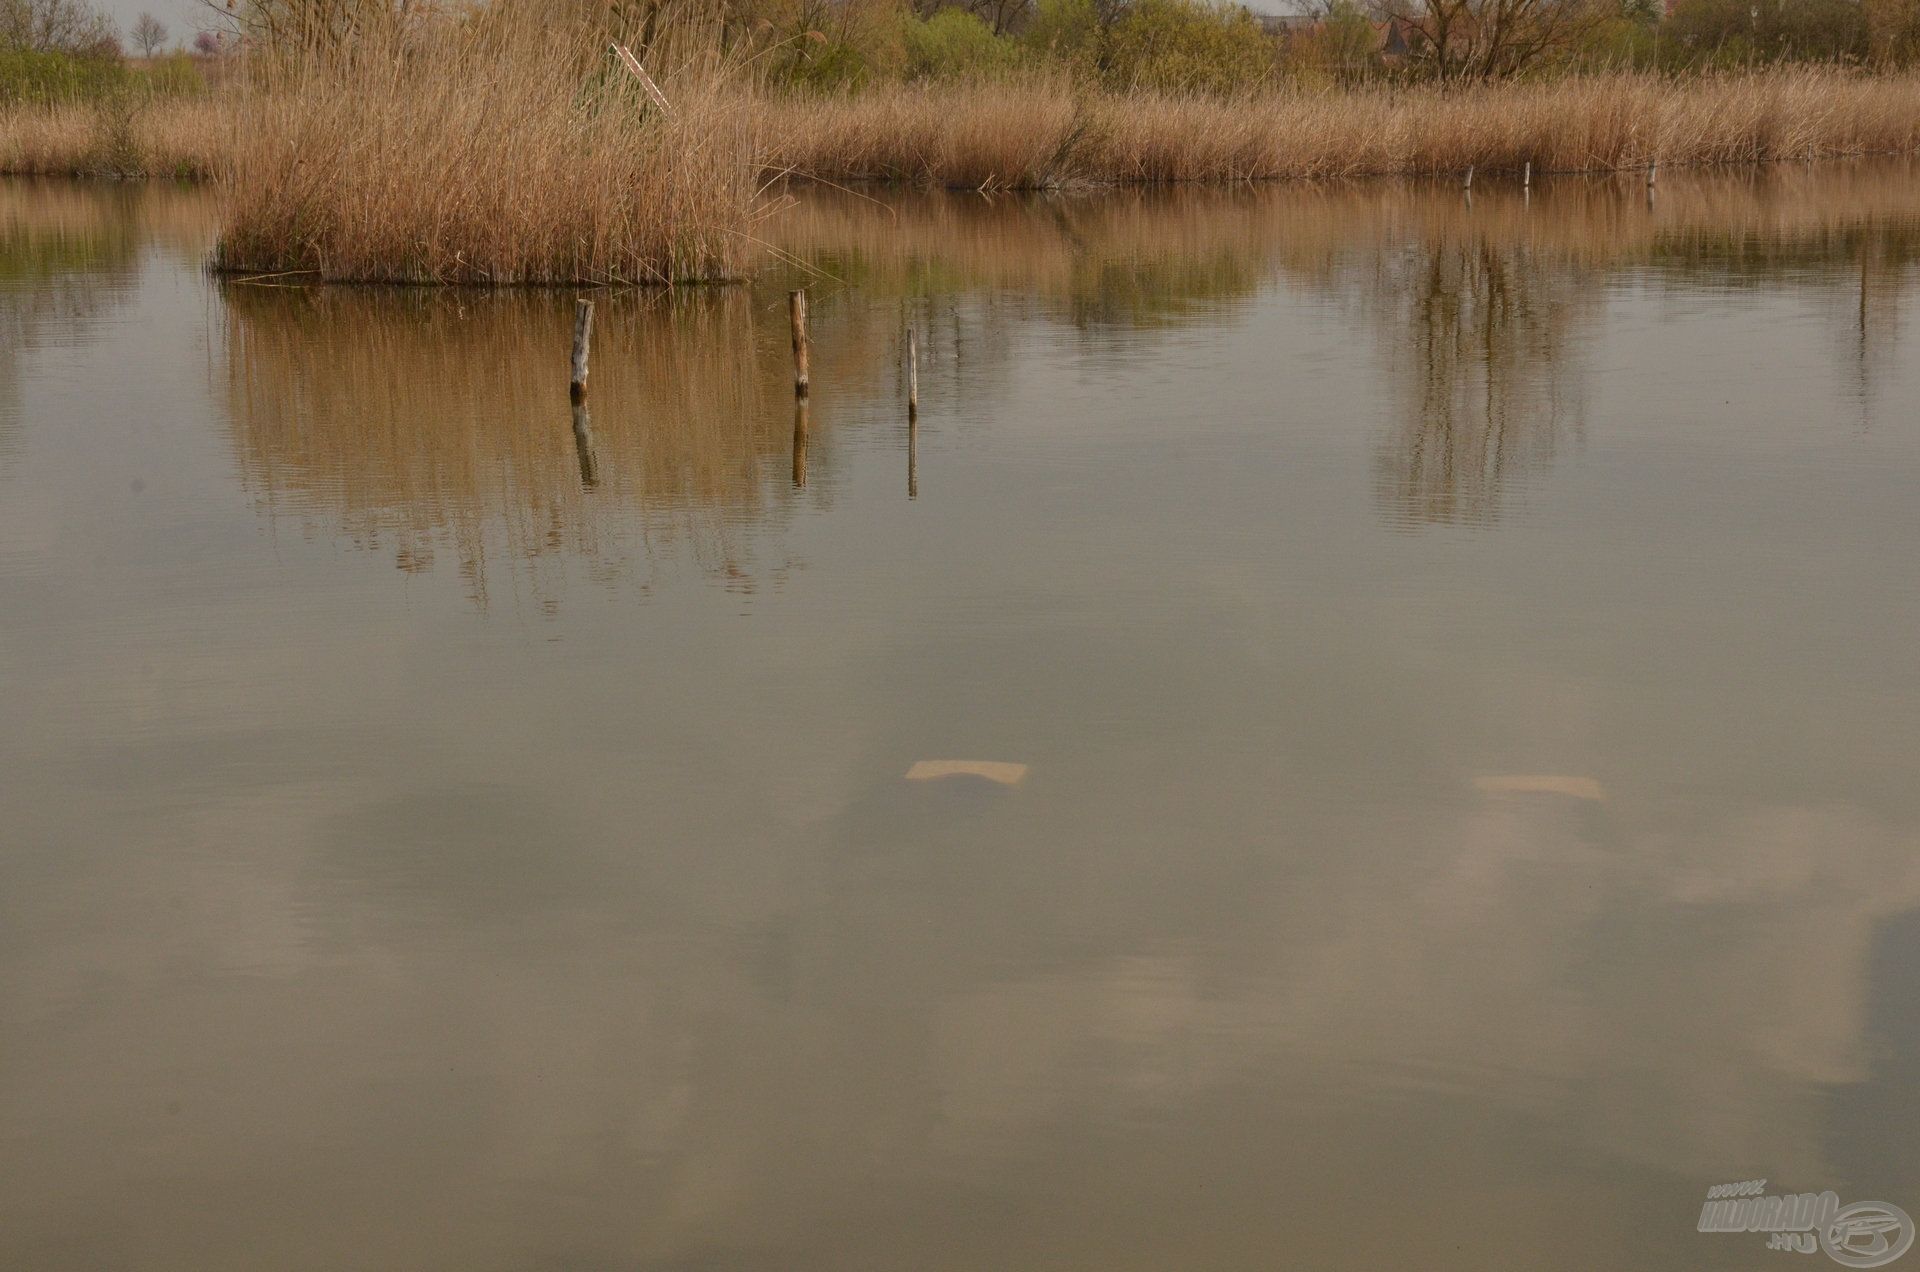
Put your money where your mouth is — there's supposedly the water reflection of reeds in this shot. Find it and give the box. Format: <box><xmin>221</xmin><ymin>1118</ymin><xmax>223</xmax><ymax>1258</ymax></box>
<box><xmin>222</xmin><ymin>286</ymin><xmax>858</xmax><ymax>607</ymax></box>
<box><xmin>768</xmin><ymin>161</ymin><xmax>1920</xmax><ymax>301</ymax></box>
<box><xmin>2</xmin><ymin>180</ymin><xmax>218</xmax><ymax>471</ymax></box>
<box><xmin>212</xmin><ymin>162</ymin><xmax>1920</xmax><ymax>578</ymax></box>
<box><xmin>766</xmin><ymin>165</ymin><xmax>1920</xmax><ymax>524</ymax></box>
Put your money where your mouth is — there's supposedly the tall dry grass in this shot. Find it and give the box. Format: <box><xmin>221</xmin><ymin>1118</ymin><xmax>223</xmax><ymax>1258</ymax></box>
<box><xmin>764</xmin><ymin>68</ymin><xmax>1920</xmax><ymax>186</ymax></box>
<box><xmin>212</xmin><ymin>5</ymin><xmax>763</xmax><ymax>284</ymax></box>
<box><xmin>15</xmin><ymin>66</ymin><xmax>1920</xmax><ymax>192</ymax></box>
<box><xmin>0</xmin><ymin>96</ymin><xmax>224</xmax><ymax>178</ymax></box>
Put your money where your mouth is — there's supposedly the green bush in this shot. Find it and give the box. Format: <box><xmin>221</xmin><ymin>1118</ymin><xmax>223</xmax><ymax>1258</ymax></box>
<box><xmin>1102</xmin><ymin>0</ymin><xmax>1276</xmax><ymax>93</ymax></box>
<box><xmin>784</xmin><ymin>37</ymin><xmax>874</xmax><ymax>88</ymax></box>
<box><xmin>1663</xmin><ymin>0</ymin><xmax>1870</xmax><ymax>63</ymax></box>
<box><xmin>1570</xmin><ymin>15</ymin><xmax>1661</xmax><ymax>69</ymax></box>
<box><xmin>0</xmin><ymin>47</ymin><xmax>128</xmax><ymax>104</ymax></box>
<box><xmin>1282</xmin><ymin>0</ymin><xmax>1382</xmax><ymax>84</ymax></box>
<box><xmin>1020</xmin><ymin>0</ymin><xmax>1100</xmax><ymax>72</ymax></box>
<box><xmin>754</xmin><ymin>0</ymin><xmax>909</xmax><ymax>91</ymax></box>
<box><xmin>137</xmin><ymin>51</ymin><xmax>206</xmax><ymax>96</ymax></box>
<box><xmin>903</xmin><ymin>8</ymin><xmax>1020</xmax><ymax>79</ymax></box>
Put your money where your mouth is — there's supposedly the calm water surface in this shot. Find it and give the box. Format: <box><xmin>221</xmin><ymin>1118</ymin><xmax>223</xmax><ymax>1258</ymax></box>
<box><xmin>3</xmin><ymin>169</ymin><xmax>1919</xmax><ymax>1270</ymax></box>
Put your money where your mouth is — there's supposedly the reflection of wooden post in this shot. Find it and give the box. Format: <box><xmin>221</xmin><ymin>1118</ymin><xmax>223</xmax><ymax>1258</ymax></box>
<box><xmin>570</xmin><ymin>298</ymin><xmax>593</xmax><ymax>403</ymax></box>
<box><xmin>791</xmin><ymin>398</ymin><xmax>808</xmax><ymax>489</ymax></box>
<box><xmin>788</xmin><ymin>289</ymin><xmax>810</xmax><ymax>399</ymax></box>
<box><xmin>571</xmin><ymin>401</ymin><xmax>600</xmax><ymax>487</ymax></box>
<box><xmin>906</xmin><ymin>325</ymin><xmax>919</xmax><ymax>420</ymax></box>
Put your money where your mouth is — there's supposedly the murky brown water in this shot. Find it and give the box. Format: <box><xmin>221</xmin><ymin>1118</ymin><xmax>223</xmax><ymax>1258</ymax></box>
<box><xmin>3</xmin><ymin>168</ymin><xmax>1918</xmax><ymax>1270</ymax></box>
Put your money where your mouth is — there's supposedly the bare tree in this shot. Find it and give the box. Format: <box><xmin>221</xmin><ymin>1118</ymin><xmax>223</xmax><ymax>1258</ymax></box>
<box><xmin>191</xmin><ymin>0</ymin><xmax>412</xmax><ymax>61</ymax></box>
<box><xmin>0</xmin><ymin>0</ymin><xmax>121</xmax><ymax>54</ymax></box>
<box><xmin>1368</xmin><ymin>0</ymin><xmax>1607</xmax><ymax>76</ymax></box>
<box><xmin>132</xmin><ymin>9</ymin><xmax>167</xmax><ymax>54</ymax></box>
<box><xmin>964</xmin><ymin>0</ymin><xmax>1030</xmax><ymax>35</ymax></box>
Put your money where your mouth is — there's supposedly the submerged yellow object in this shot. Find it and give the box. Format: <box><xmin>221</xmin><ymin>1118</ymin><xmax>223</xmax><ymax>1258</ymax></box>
<box><xmin>905</xmin><ymin>760</ymin><xmax>1029</xmax><ymax>786</ymax></box>
<box><xmin>1474</xmin><ymin>775</ymin><xmax>1605</xmax><ymax>802</ymax></box>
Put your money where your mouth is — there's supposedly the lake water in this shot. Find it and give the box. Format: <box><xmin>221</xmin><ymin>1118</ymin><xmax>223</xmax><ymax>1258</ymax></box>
<box><xmin>3</xmin><ymin>168</ymin><xmax>1918</xmax><ymax>1270</ymax></box>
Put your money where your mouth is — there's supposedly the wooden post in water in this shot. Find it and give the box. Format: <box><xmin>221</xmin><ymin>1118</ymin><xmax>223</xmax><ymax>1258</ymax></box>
<box><xmin>1647</xmin><ymin>159</ymin><xmax>1658</xmax><ymax>189</ymax></box>
<box><xmin>1463</xmin><ymin>165</ymin><xmax>1473</xmax><ymax>192</ymax></box>
<box><xmin>906</xmin><ymin>325</ymin><xmax>919</xmax><ymax>420</ymax></box>
<box><xmin>1523</xmin><ymin>161</ymin><xmax>1531</xmax><ymax>189</ymax></box>
<box><xmin>788</xmin><ymin>289</ymin><xmax>810</xmax><ymax>399</ymax></box>
<box><xmin>791</xmin><ymin>399</ymin><xmax>809</xmax><ymax>489</ymax></box>
<box><xmin>570</xmin><ymin>298</ymin><xmax>593</xmax><ymax>403</ymax></box>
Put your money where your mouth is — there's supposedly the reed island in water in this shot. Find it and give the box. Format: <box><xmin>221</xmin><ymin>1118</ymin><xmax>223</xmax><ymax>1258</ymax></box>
<box><xmin>11</xmin><ymin>0</ymin><xmax>1920</xmax><ymax>282</ymax></box>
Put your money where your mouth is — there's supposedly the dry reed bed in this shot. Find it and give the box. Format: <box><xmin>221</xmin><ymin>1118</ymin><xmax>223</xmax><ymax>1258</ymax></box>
<box><xmin>0</xmin><ymin>97</ymin><xmax>224</xmax><ymax>179</ymax></box>
<box><xmin>214</xmin><ymin>44</ymin><xmax>760</xmax><ymax>284</ymax></box>
<box><xmin>764</xmin><ymin>70</ymin><xmax>1920</xmax><ymax>187</ymax></box>
<box><xmin>178</xmin><ymin>0</ymin><xmax>766</xmax><ymax>286</ymax></box>
<box><xmin>9</xmin><ymin>67</ymin><xmax>1920</xmax><ymax>285</ymax></box>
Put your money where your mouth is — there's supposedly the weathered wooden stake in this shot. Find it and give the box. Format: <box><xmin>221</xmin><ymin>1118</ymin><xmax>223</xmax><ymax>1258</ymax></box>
<box><xmin>1523</xmin><ymin>160</ymin><xmax>1531</xmax><ymax>189</ymax></box>
<box><xmin>1463</xmin><ymin>165</ymin><xmax>1474</xmax><ymax>192</ymax></box>
<box><xmin>791</xmin><ymin>399</ymin><xmax>809</xmax><ymax>489</ymax></box>
<box><xmin>788</xmin><ymin>289</ymin><xmax>810</xmax><ymax>399</ymax></box>
<box><xmin>569</xmin><ymin>298</ymin><xmax>593</xmax><ymax>403</ymax></box>
<box><xmin>906</xmin><ymin>325</ymin><xmax>919</xmax><ymax>420</ymax></box>
<box><xmin>1647</xmin><ymin>159</ymin><xmax>1658</xmax><ymax>188</ymax></box>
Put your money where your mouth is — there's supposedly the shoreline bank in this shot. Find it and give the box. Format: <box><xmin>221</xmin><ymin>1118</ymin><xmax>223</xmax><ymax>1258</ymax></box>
<box><xmin>9</xmin><ymin>67</ymin><xmax>1920</xmax><ymax>283</ymax></box>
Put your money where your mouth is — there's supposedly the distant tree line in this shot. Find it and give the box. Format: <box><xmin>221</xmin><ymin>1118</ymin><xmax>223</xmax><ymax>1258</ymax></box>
<box><xmin>678</xmin><ymin>0</ymin><xmax>1920</xmax><ymax>90</ymax></box>
<box><xmin>21</xmin><ymin>0</ymin><xmax>1920</xmax><ymax>105</ymax></box>
<box><xmin>1</xmin><ymin>0</ymin><xmax>210</xmax><ymax>103</ymax></box>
